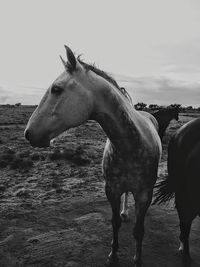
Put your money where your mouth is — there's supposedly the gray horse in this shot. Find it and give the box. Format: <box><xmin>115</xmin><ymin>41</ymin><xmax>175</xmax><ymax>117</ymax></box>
<box><xmin>25</xmin><ymin>46</ymin><xmax>161</xmax><ymax>266</ymax></box>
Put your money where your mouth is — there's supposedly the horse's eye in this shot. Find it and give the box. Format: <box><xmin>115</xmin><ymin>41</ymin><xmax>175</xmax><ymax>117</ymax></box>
<box><xmin>51</xmin><ymin>86</ymin><xmax>63</xmax><ymax>95</ymax></box>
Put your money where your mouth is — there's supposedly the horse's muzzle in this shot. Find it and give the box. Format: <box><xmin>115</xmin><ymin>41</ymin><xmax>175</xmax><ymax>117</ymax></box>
<box><xmin>24</xmin><ymin>129</ymin><xmax>50</xmax><ymax>148</ymax></box>
<box><xmin>24</xmin><ymin>129</ymin><xmax>31</xmax><ymax>141</ymax></box>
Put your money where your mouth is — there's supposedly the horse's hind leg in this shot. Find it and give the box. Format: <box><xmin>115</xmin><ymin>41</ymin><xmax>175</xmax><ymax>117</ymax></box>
<box><xmin>132</xmin><ymin>190</ymin><xmax>152</xmax><ymax>266</ymax></box>
<box><xmin>176</xmin><ymin>201</ymin><xmax>195</xmax><ymax>265</ymax></box>
<box><xmin>105</xmin><ymin>184</ymin><xmax>122</xmax><ymax>263</ymax></box>
<box><xmin>179</xmin><ymin>220</ymin><xmax>192</xmax><ymax>257</ymax></box>
<box><xmin>120</xmin><ymin>192</ymin><xmax>129</xmax><ymax>222</ymax></box>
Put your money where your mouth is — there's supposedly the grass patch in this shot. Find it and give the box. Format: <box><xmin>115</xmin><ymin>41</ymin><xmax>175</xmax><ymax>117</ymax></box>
<box><xmin>49</xmin><ymin>147</ymin><xmax>91</xmax><ymax>166</ymax></box>
<box><xmin>0</xmin><ymin>147</ymin><xmax>33</xmax><ymax>170</ymax></box>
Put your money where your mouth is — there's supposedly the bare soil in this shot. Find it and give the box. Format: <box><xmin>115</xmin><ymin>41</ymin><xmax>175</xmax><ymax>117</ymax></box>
<box><xmin>0</xmin><ymin>105</ymin><xmax>199</xmax><ymax>267</ymax></box>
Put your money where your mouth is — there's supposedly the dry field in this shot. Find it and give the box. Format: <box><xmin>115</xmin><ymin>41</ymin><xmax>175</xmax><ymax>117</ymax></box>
<box><xmin>0</xmin><ymin>105</ymin><xmax>199</xmax><ymax>267</ymax></box>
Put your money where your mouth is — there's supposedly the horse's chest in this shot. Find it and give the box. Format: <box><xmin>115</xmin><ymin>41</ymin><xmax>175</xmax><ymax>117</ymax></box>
<box><xmin>102</xmin><ymin>137</ymin><xmax>159</xmax><ymax>193</ymax></box>
<box><xmin>102</xmin><ymin>149</ymin><xmax>146</xmax><ymax>189</ymax></box>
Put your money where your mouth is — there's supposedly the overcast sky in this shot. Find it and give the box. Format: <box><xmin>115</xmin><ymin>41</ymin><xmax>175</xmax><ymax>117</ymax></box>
<box><xmin>0</xmin><ymin>0</ymin><xmax>200</xmax><ymax>106</ymax></box>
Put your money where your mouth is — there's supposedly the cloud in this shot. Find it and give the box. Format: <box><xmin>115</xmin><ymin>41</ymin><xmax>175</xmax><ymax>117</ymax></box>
<box><xmin>164</xmin><ymin>65</ymin><xmax>200</xmax><ymax>74</ymax></box>
<box><xmin>115</xmin><ymin>75</ymin><xmax>200</xmax><ymax>107</ymax></box>
<box><xmin>0</xmin><ymin>75</ymin><xmax>200</xmax><ymax>107</ymax></box>
<box><xmin>0</xmin><ymin>86</ymin><xmax>13</xmax><ymax>103</ymax></box>
<box><xmin>0</xmin><ymin>84</ymin><xmax>43</xmax><ymax>105</ymax></box>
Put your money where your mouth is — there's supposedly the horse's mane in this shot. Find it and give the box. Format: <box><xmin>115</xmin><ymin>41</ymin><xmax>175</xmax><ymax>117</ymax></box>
<box><xmin>78</xmin><ymin>57</ymin><xmax>133</xmax><ymax>104</ymax></box>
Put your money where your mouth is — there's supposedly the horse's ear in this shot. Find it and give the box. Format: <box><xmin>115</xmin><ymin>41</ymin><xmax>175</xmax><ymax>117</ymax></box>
<box><xmin>60</xmin><ymin>46</ymin><xmax>82</xmax><ymax>74</ymax></box>
<box><xmin>65</xmin><ymin>45</ymin><xmax>76</xmax><ymax>72</ymax></box>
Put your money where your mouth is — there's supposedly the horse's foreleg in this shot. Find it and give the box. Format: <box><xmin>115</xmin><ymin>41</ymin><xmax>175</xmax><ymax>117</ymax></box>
<box><xmin>133</xmin><ymin>190</ymin><xmax>152</xmax><ymax>266</ymax></box>
<box><xmin>120</xmin><ymin>191</ymin><xmax>129</xmax><ymax>222</ymax></box>
<box><xmin>105</xmin><ymin>184</ymin><xmax>122</xmax><ymax>263</ymax></box>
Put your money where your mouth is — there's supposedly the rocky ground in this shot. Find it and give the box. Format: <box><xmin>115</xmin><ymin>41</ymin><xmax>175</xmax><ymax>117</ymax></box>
<box><xmin>0</xmin><ymin>105</ymin><xmax>199</xmax><ymax>267</ymax></box>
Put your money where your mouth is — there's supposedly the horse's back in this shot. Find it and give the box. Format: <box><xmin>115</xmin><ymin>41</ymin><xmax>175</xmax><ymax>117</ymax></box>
<box><xmin>133</xmin><ymin>111</ymin><xmax>161</xmax><ymax>164</ymax></box>
<box><xmin>138</xmin><ymin>111</ymin><xmax>162</xmax><ymax>158</ymax></box>
<box><xmin>139</xmin><ymin>111</ymin><xmax>159</xmax><ymax>132</ymax></box>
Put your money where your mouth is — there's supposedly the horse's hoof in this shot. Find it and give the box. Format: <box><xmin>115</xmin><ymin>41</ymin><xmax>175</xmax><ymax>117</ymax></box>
<box><xmin>120</xmin><ymin>213</ymin><xmax>129</xmax><ymax>223</ymax></box>
<box><xmin>178</xmin><ymin>245</ymin><xmax>192</xmax><ymax>266</ymax></box>
<box><xmin>182</xmin><ymin>254</ymin><xmax>192</xmax><ymax>267</ymax></box>
<box><xmin>133</xmin><ymin>255</ymin><xmax>142</xmax><ymax>267</ymax></box>
<box><xmin>178</xmin><ymin>242</ymin><xmax>184</xmax><ymax>252</ymax></box>
<box><xmin>105</xmin><ymin>252</ymin><xmax>119</xmax><ymax>266</ymax></box>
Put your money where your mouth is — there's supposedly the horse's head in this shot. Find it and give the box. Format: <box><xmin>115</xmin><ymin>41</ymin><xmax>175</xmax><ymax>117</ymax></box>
<box><xmin>24</xmin><ymin>46</ymin><xmax>94</xmax><ymax>148</ymax></box>
<box><xmin>172</xmin><ymin>107</ymin><xmax>179</xmax><ymax>121</ymax></box>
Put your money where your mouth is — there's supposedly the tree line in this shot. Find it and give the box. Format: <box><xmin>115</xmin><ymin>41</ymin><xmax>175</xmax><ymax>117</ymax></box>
<box><xmin>134</xmin><ymin>102</ymin><xmax>200</xmax><ymax>112</ymax></box>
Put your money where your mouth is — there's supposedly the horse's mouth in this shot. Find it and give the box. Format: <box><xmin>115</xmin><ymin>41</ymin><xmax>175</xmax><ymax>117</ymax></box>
<box><xmin>29</xmin><ymin>137</ymin><xmax>50</xmax><ymax>148</ymax></box>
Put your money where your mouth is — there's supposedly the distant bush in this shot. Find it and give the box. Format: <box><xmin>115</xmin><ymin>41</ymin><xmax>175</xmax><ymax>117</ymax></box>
<box><xmin>30</xmin><ymin>152</ymin><xmax>41</xmax><ymax>161</ymax></box>
<box><xmin>134</xmin><ymin>102</ymin><xmax>147</xmax><ymax>110</ymax></box>
<box><xmin>0</xmin><ymin>147</ymin><xmax>15</xmax><ymax>168</ymax></box>
<box><xmin>0</xmin><ymin>147</ymin><xmax>33</xmax><ymax>170</ymax></box>
<box><xmin>149</xmin><ymin>104</ymin><xmax>160</xmax><ymax>109</ymax></box>
<box><xmin>15</xmin><ymin>103</ymin><xmax>21</xmax><ymax>107</ymax></box>
<box><xmin>48</xmin><ymin>147</ymin><xmax>91</xmax><ymax>165</ymax></box>
<box><xmin>48</xmin><ymin>149</ymin><xmax>62</xmax><ymax>160</ymax></box>
<box><xmin>10</xmin><ymin>157</ymin><xmax>33</xmax><ymax>170</ymax></box>
<box><xmin>14</xmin><ymin>188</ymin><xmax>30</xmax><ymax>198</ymax></box>
<box><xmin>0</xmin><ymin>160</ymin><xmax>8</xmax><ymax>168</ymax></box>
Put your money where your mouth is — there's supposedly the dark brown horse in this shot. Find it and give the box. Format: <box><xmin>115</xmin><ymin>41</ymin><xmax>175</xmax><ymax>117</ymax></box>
<box><xmin>154</xmin><ymin>117</ymin><xmax>200</xmax><ymax>265</ymax></box>
<box><xmin>151</xmin><ymin>107</ymin><xmax>179</xmax><ymax>140</ymax></box>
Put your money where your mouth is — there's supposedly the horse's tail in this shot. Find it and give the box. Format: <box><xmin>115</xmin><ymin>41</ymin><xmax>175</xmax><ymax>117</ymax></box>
<box><xmin>153</xmin><ymin>135</ymin><xmax>178</xmax><ymax>205</ymax></box>
<box><xmin>153</xmin><ymin>174</ymin><xmax>175</xmax><ymax>205</ymax></box>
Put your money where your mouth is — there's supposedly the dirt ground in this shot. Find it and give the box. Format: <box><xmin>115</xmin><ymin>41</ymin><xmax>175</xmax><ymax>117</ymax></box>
<box><xmin>0</xmin><ymin>105</ymin><xmax>199</xmax><ymax>267</ymax></box>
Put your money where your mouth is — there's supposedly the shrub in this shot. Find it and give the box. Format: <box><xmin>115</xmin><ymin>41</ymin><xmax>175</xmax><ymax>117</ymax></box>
<box><xmin>48</xmin><ymin>148</ymin><xmax>91</xmax><ymax>165</ymax></box>
<box><xmin>10</xmin><ymin>157</ymin><xmax>33</xmax><ymax>169</ymax></box>
<box><xmin>30</xmin><ymin>153</ymin><xmax>41</xmax><ymax>161</ymax></box>
<box><xmin>0</xmin><ymin>160</ymin><xmax>8</xmax><ymax>168</ymax></box>
<box><xmin>48</xmin><ymin>150</ymin><xmax>62</xmax><ymax>160</ymax></box>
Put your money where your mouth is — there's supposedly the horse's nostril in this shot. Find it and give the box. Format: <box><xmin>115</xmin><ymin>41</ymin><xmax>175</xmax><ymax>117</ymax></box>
<box><xmin>24</xmin><ymin>129</ymin><xmax>31</xmax><ymax>141</ymax></box>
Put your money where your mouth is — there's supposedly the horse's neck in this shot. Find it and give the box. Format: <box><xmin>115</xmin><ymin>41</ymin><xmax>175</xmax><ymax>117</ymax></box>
<box><xmin>156</xmin><ymin>112</ymin><xmax>169</xmax><ymax>125</ymax></box>
<box><xmin>91</xmin><ymin>84</ymin><xmax>141</xmax><ymax>154</ymax></box>
<box><xmin>157</xmin><ymin>112</ymin><xmax>172</xmax><ymax>132</ymax></box>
